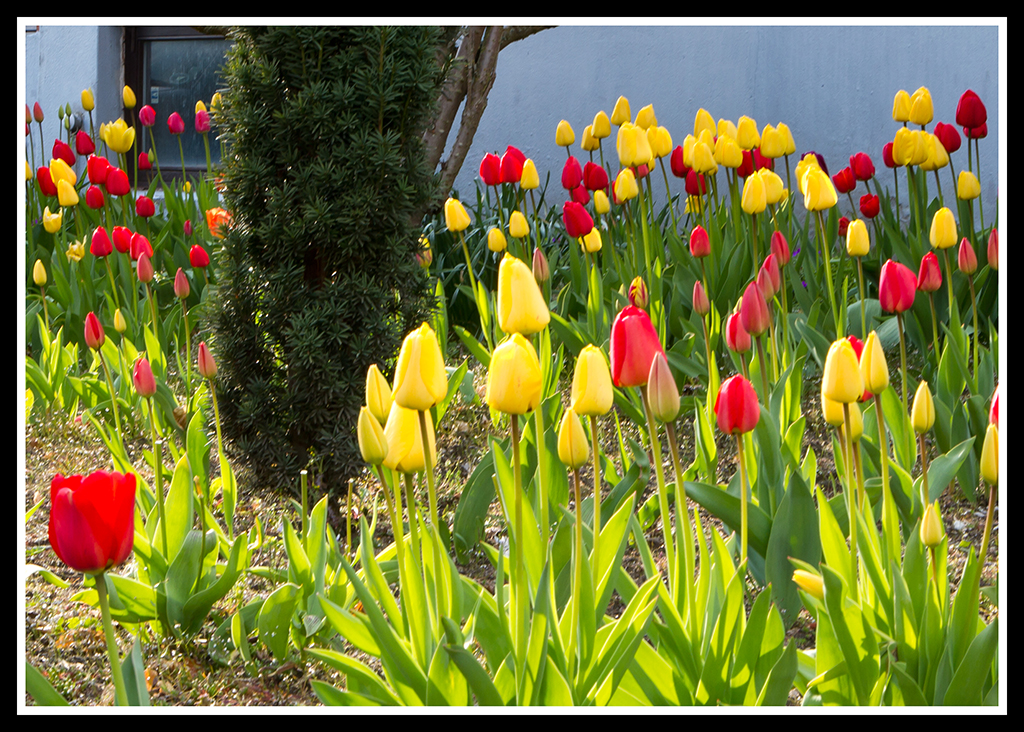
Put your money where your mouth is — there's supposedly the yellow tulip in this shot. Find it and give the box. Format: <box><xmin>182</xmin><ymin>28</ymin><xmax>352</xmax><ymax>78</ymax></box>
<box><xmin>908</xmin><ymin>130</ymin><xmax>930</xmax><ymax>166</ymax></box>
<box><xmin>616</xmin><ymin>123</ymin><xmax>638</xmax><ymax>168</ymax></box>
<box><xmin>520</xmin><ymin>159</ymin><xmax>539</xmax><ymax>190</ymax></box>
<box><xmin>920</xmin><ymin>133</ymin><xmax>948</xmax><ymax>171</ymax></box>
<box><xmin>681</xmin><ymin>134</ymin><xmax>696</xmax><ymax>168</ymax></box>
<box><xmin>795</xmin><ymin>153</ymin><xmax>821</xmax><ymax>195</ymax></box>
<box><xmin>741</xmin><ymin>171</ymin><xmax>767</xmax><ymax>215</ymax></box>
<box><xmin>777</xmin><ymin>122</ymin><xmax>796</xmax><ymax>155</ymax></box>
<box><xmin>81</xmin><ymin>88</ymin><xmax>95</xmax><ymax>112</ymax></box>
<box><xmin>714</xmin><ymin>134</ymin><xmax>743</xmax><ymax>168</ymax></box>
<box><xmin>802</xmin><ymin>168</ymin><xmax>838</xmax><ymax>211</ymax></box>
<box><xmin>892</xmin><ymin>127</ymin><xmax>914</xmax><ymax>166</ymax></box>
<box><xmin>648</xmin><ymin>126</ymin><xmax>673</xmax><ymax>159</ymax></box>
<box><xmin>581</xmin><ymin>125</ymin><xmax>599</xmax><ymax>152</ymax></box>
<box><xmin>66</xmin><ymin>239</ymin><xmax>85</xmax><ymax>263</ymax></box>
<box><xmin>920</xmin><ymin>500</ymin><xmax>944</xmax><ymax>548</ymax></box>
<box><xmin>792</xmin><ymin>569</ymin><xmax>825</xmax><ymax>601</ymax></box>
<box><xmin>957</xmin><ymin>170</ymin><xmax>981</xmax><ymax>200</ymax></box>
<box><xmin>392</xmin><ymin>322</ymin><xmax>448</xmax><ymax>412</ymax></box>
<box><xmin>26</xmin><ymin>160</ymin><xmax>32</xmax><ymax>182</ymax></box>
<box><xmin>357</xmin><ymin>406</ymin><xmax>389</xmax><ymax>466</ymax></box>
<box><xmin>759</xmin><ymin>123</ymin><xmax>785</xmax><ymax>158</ymax></box>
<box><xmin>113</xmin><ymin>308</ymin><xmax>127</xmax><ymax>334</ymax></box>
<box><xmin>717</xmin><ymin>118</ymin><xmax>738</xmax><ymax>140</ymax></box>
<box><xmin>571</xmin><ymin>344</ymin><xmax>613</xmax><ymax>417</ymax></box>
<box><xmin>822</xmin><ymin>338</ymin><xmax>864</xmax><ymax>404</ymax></box>
<box><xmin>821</xmin><ymin>391</ymin><xmax>846</xmax><ymax>428</ymax></box>
<box><xmin>610</xmin><ymin>96</ymin><xmax>631</xmax><ymax>127</ymax></box>
<box><xmin>760</xmin><ymin>169</ymin><xmax>785</xmax><ymax>205</ymax></box>
<box><xmin>509</xmin><ymin>210</ymin><xmax>529</xmax><ymax>239</ymax></box>
<box><xmin>123</xmin><ymin>85</ymin><xmax>136</xmax><ymax>109</ymax></box>
<box><xmin>892</xmin><ymin>89</ymin><xmax>911</xmax><ymax>123</ymax></box>
<box><xmin>980</xmin><ymin>423</ymin><xmax>998</xmax><ymax>485</ymax></box>
<box><xmin>846</xmin><ymin>219</ymin><xmax>870</xmax><ymax>257</ymax></box>
<box><xmin>593</xmin><ymin>190</ymin><xmax>610</xmax><ymax>215</ymax></box>
<box><xmin>909</xmin><ymin>86</ymin><xmax>933</xmax><ymax>126</ymax></box>
<box><xmin>443</xmin><ymin>197</ymin><xmax>471</xmax><ymax>233</ymax></box>
<box><xmin>556</xmin><ymin>119</ymin><xmax>575</xmax><ymax>147</ymax></box>
<box><xmin>929</xmin><ymin>207</ymin><xmax>958</xmax><ymax>250</ymax></box>
<box><xmin>488</xmin><ymin>227</ymin><xmax>508</xmax><ymax>253</ymax></box>
<box><xmin>103</xmin><ymin>118</ymin><xmax>135</xmax><ymax>155</ymax></box>
<box><xmin>736</xmin><ymin>115</ymin><xmax>760</xmax><ymax>150</ymax></box>
<box><xmin>592</xmin><ymin>110</ymin><xmax>611</xmax><ymax>139</ymax></box>
<box><xmin>497</xmin><ymin>253</ymin><xmax>549</xmax><ymax>336</ymax></box>
<box><xmin>486</xmin><ymin>333</ymin><xmax>542</xmax><ymax>415</ymax></box>
<box><xmin>557</xmin><ymin>407</ymin><xmax>590</xmax><ymax>470</ymax></box>
<box><xmin>581</xmin><ymin>227</ymin><xmax>602</xmax><ymax>254</ymax></box>
<box><xmin>57</xmin><ymin>179</ymin><xmax>79</xmax><ymax>208</ymax></box>
<box><xmin>49</xmin><ymin>157</ymin><xmax>77</xmax><ymax>187</ymax></box>
<box><xmin>365</xmin><ymin>364</ymin><xmax>393</xmax><ymax>425</ymax></box>
<box><xmin>211</xmin><ymin>92</ymin><xmax>222</xmax><ymax>112</ymax></box>
<box><xmin>859</xmin><ymin>331</ymin><xmax>890</xmax><ymax>395</ymax></box>
<box><xmin>382</xmin><ymin>402</ymin><xmax>436</xmax><ymax>474</ymax></box>
<box><xmin>694</xmin><ymin>108</ymin><xmax>715</xmax><ymax>138</ymax></box>
<box><xmin>634</xmin><ymin>104</ymin><xmax>657</xmax><ymax>130</ymax></box>
<box><xmin>33</xmin><ymin>259</ymin><xmax>47</xmax><ymax>287</ymax></box>
<box><xmin>614</xmin><ymin>167</ymin><xmax>639</xmax><ymax>202</ymax></box>
<box><xmin>43</xmin><ymin>207</ymin><xmax>62</xmax><ymax>234</ymax></box>
<box><xmin>911</xmin><ymin>381</ymin><xmax>935</xmax><ymax>434</ymax></box>
<box><xmin>195</xmin><ymin>99</ymin><xmax>207</xmax><ymax>114</ymax></box>
<box><xmin>691</xmin><ymin>141</ymin><xmax>717</xmax><ymax>175</ymax></box>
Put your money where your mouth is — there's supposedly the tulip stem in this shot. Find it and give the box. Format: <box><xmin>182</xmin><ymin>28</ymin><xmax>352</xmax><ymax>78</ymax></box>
<box><xmin>373</xmin><ymin>464</ymin><xmax>404</xmax><ymax>573</ymax></box>
<box><xmin>979</xmin><ymin>480</ymin><xmax>996</xmax><ymax>571</ymax></box>
<box><xmin>927</xmin><ymin>292</ymin><xmax>942</xmax><ymax>371</ymax></box>
<box><xmin>734</xmin><ymin>433</ymin><xmax>749</xmax><ymax>575</ymax></box>
<box><xmin>755</xmin><ymin>335</ymin><xmax>770</xmax><ymax>404</ymax></box>
<box><xmin>510</xmin><ymin>414</ymin><xmax>529</xmax><ymax>691</ymax></box>
<box><xmin>666</xmin><ymin>421</ymin><xmax>695</xmax><ymax>624</ymax></box>
<box><xmin>570</xmin><ymin>467</ymin><xmax>583</xmax><ymax>674</ymax></box>
<box><xmin>588</xmin><ymin>415</ymin><xmax>602</xmax><ymax>570</ymax></box>
<box><xmin>941</xmin><ymin>247</ymin><xmax>956</xmax><ymax>324</ymax></box>
<box><xmin>95</xmin><ymin>573</ymin><xmax>130</xmax><ymax>707</ymax></box>
<box><xmin>403</xmin><ymin>472</ymin><xmax>421</xmax><ymax>575</ymax></box>
<box><xmin>534</xmin><ymin>403</ymin><xmax>549</xmax><ymax>553</ymax></box>
<box><xmin>896</xmin><ymin>313</ymin><xmax>912</xmax><ymax>464</ymax></box>
<box><xmin>967</xmin><ymin>273</ymin><xmax>979</xmax><ymax>384</ymax></box>
<box><xmin>660</xmin><ymin>160</ymin><xmax>678</xmax><ymax>233</ymax></box>
<box><xmin>918</xmin><ymin>432</ymin><xmax>932</xmax><ymax>510</ymax></box>
<box><xmin>105</xmin><ymin>257</ymin><xmax>120</xmax><ymax>310</ymax></box>
<box><xmin>856</xmin><ymin>257</ymin><xmax>867</xmax><ymax>339</ymax></box>
<box><xmin>842</xmin><ymin>403</ymin><xmax>859</xmax><ymax>588</ymax></box>
<box><xmin>208</xmin><ymin>379</ymin><xmax>232</xmax><ymax>540</ymax></box>
<box><xmin>641</xmin><ymin>385</ymin><xmax>676</xmax><ymax>598</ymax></box>
<box><xmin>873</xmin><ymin>394</ymin><xmax>900</xmax><ymax>569</ymax></box>
<box><xmin>416</xmin><ymin>409</ymin><xmax>440</xmax><ymax>533</ymax></box>
<box><xmin>815</xmin><ymin>210</ymin><xmax>841</xmax><ymax>338</ymax></box>
<box><xmin>975</xmin><ymin>138</ymin><xmax>984</xmax><ymax>229</ymax></box>
<box><xmin>148</xmin><ymin>397</ymin><xmax>168</xmax><ymax>557</ymax></box>
<box><xmin>98</xmin><ymin>349</ymin><xmax>123</xmax><ymax>447</ymax></box>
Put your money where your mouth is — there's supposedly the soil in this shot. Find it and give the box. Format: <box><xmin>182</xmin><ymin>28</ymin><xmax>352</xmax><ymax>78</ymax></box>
<box><xmin>22</xmin><ymin>348</ymin><xmax>999</xmax><ymax>707</ymax></box>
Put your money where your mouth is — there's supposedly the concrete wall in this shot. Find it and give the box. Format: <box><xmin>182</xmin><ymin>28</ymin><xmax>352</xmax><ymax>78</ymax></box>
<box><xmin>450</xmin><ymin>24</ymin><xmax>1000</xmax><ymax>226</ymax></box>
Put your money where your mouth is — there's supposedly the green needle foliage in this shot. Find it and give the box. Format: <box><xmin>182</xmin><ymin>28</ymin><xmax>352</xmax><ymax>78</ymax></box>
<box><xmin>211</xmin><ymin>26</ymin><xmax>444</xmax><ymax>494</ymax></box>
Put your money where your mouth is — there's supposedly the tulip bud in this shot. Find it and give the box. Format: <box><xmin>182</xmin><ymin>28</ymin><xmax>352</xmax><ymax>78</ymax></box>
<box><xmin>111</xmin><ymin>225</ymin><xmax>131</xmax><ymax>254</ymax></box>
<box><xmin>611</xmin><ymin>96</ymin><xmax>632</xmax><ymax>127</ymax></box>
<box><xmin>859</xmin><ymin>193</ymin><xmax>880</xmax><ymax>219</ymax></box>
<box><xmin>85</xmin><ymin>185</ymin><xmax>105</xmax><ymax>209</ymax></box>
<box><xmin>571</xmin><ymin>344</ymin><xmax>613</xmax><ymax>417</ymax></box>
<box><xmin>849</xmin><ymin>152</ymin><xmax>875</xmax><ymax>181</ymax></box>
<box><xmin>114</xmin><ymin>309</ymin><xmax>127</xmax><ymax>334</ymax></box>
<box><xmin>392</xmin><ymin>322</ymin><xmax>447</xmax><ymax>411</ymax></box>
<box><xmin>957</xmin><ymin>170</ymin><xmax>981</xmax><ymax>200</ymax></box>
<box><xmin>980</xmin><ymin>423</ymin><xmax>998</xmax><ymax>485</ymax></box>
<box><xmin>557</xmin><ymin>407</ymin><xmax>590</xmax><ymax>470</ymax></box>
<box><xmin>189</xmin><ymin>244</ymin><xmax>210</xmax><ymax>268</ymax></box>
<box><xmin>174</xmin><ymin>268</ymin><xmax>190</xmax><ymax>299</ymax></box>
<box><xmin>357</xmin><ymin>406</ymin><xmax>389</xmax><ymax>466</ymax></box>
<box><xmin>130</xmin><ymin>232</ymin><xmax>153</xmax><ymax>262</ymax></box>
<box><xmin>714</xmin><ymin>134</ymin><xmax>743</xmax><ymax>169</ymax></box>
<box><xmin>715</xmin><ymin>374</ymin><xmax>760</xmax><ymax>435</ymax></box>
<box><xmin>957</xmin><ymin>238</ymin><xmax>978</xmax><ymax>275</ymax></box>
<box><xmin>929</xmin><ymin>207</ymin><xmax>958</xmax><ymax>250</ymax></box>
<box><xmin>920</xmin><ymin>500</ymin><xmax>944</xmax><ymax>548</ymax></box>
<box><xmin>81</xmin><ymin>88</ymin><xmax>95</xmax><ymax>111</ymax></box>
<box><xmin>739</xmin><ymin>281</ymin><xmax>770</xmax><ymax>338</ymax></box>
<box><xmin>821</xmin><ymin>390</ymin><xmax>845</xmax><ymax>428</ymax></box>
<box><xmin>613</xmin><ymin>167</ymin><xmax>639</xmax><ymax>203</ymax></box>
<box><xmin>167</xmin><ymin>111</ymin><xmax>184</xmax><ymax>135</ymax></box>
<box><xmin>136</xmin><ymin>253</ymin><xmax>154</xmax><ymax>283</ymax></box>
<box><xmin>846</xmin><ymin>219</ymin><xmax>870</xmax><ymax>258</ymax></box>
<box><xmin>382</xmin><ymin>402</ymin><xmax>436</xmax><ymax>474</ymax></box>
<box><xmin>444</xmin><ymin>197</ymin><xmax>471</xmax><ymax>233</ymax></box>
<box><xmin>105</xmin><ymin>166</ymin><xmax>130</xmax><ymax>197</ymax></box>
<box><xmin>499</xmin><ymin>146</ymin><xmax>525</xmax><ymax>184</ymax></box>
<box><xmin>33</xmin><ymin>259</ymin><xmax>47</xmax><ymax>287</ymax></box>
<box><xmin>892</xmin><ymin>89</ymin><xmax>911</xmax><ymax>123</ymax></box>
<box><xmin>562</xmin><ymin>200</ymin><xmax>594</xmax><ymax>239</ymax></box>
<box><xmin>759</xmin><ymin>124</ymin><xmax>785</xmax><ymax>159</ymax></box>
<box><xmin>802</xmin><ymin>168</ymin><xmax>838</xmax><ymax>211</ymax></box>
<box><xmin>520</xmin><ymin>159</ymin><xmax>539</xmax><ymax>190</ymax></box>
<box><xmin>593</xmin><ymin>190</ymin><xmax>610</xmax><ymax>215</ymax></box>
<box><xmin>83</xmin><ymin>311</ymin><xmax>105</xmax><ymax>350</ymax></box>
<box><xmin>987</xmin><ymin>229</ymin><xmax>998</xmax><ymax>270</ymax></box>
<box><xmin>136</xmin><ymin>195</ymin><xmax>155</xmax><ymax>218</ymax></box>
<box><xmin>688</xmin><ymin>225</ymin><xmax>710</xmax><ymax>259</ymax></box>
<box><xmin>692</xmin><ymin>280</ymin><xmax>710</xmax><ymax>316</ymax></box>
<box><xmin>123</xmin><ymin>85</ymin><xmax>136</xmax><ymax>109</ymax></box>
<box><xmin>561</xmin><ymin>155</ymin><xmax>583</xmax><ymax>190</ymax></box>
<box><xmin>580</xmin><ymin>125</ymin><xmax>598</xmax><ymax>153</ymax></box>
<box><xmin>556</xmin><ymin>119</ymin><xmax>575</xmax><ymax>147</ymax></box>
<box><xmin>740</xmin><ymin>171</ymin><xmax>767</xmax><ymax>214</ymax></box>
<box><xmin>717</xmin><ymin>118</ymin><xmax>738</xmax><ymax>140</ymax></box>
<box><xmin>725</xmin><ymin>312</ymin><xmax>751</xmax><ymax>354</ymax></box>
<box><xmin>909</xmin><ymin>86</ymin><xmax>933</xmax><ymax>126</ymax></box>
<box><xmin>956</xmin><ymin>89</ymin><xmax>987</xmax><ymax>130</ymax></box>
<box><xmin>691</xmin><ymin>141</ymin><xmax>717</xmax><ymax>175</ymax></box>
<box><xmin>75</xmin><ymin>130</ymin><xmax>95</xmax><ymax>156</ymax></box>
<box><xmin>498</xmin><ymin>252</ymin><xmax>549</xmax><ymax>335</ymax></box>
<box><xmin>486</xmin><ymin>333</ymin><xmax>542</xmax><ymax>415</ymax></box>
<box><xmin>509</xmin><ymin>210</ymin><xmax>529</xmax><ymax>239</ymax></box>
<box><xmin>581</xmin><ymin>227</ymin><xmax>602</xmax><ymax>254</ymax></box>
<box><xmin>879</xmin><ymin>259</ymin><xmax>918</xmax><ymax>314</ymax></box>
<box><xmin>832</xmin><ymin>166</ymin><xmax>856</xmax><ymax>195</ymax></box>
<box><xmin>859</xmin><ymin>331</ymin><xmax>890</xmax><ymax>395</ymax></box>
<box><xmin>139</xmin><ymin>105</ymin><xmax>156</xmax><ymax>127</ymax></box>
<box><xmin>610</xmin><ymin>305</ymin><xmax>665</xmax><ymax>388</ymax></box>
<box><xmin>628</xmin><ymin>276</ymin><xmax>648</xmax><ymax>309</ymax></box>
<box><xmin>647</xmin><ymin>353</ymin><xmax>680</xmax><ymax>423</ymax></box>
<box><xmin>197</xmin><ymin>341</ymin><xmax>217</xmax><ymax>379</ymax></box>
<box><xmin>57</xmin><ymin>179</ymin><xmax>79</xmax><ymax>208</ymax></box>
<box><xmin>487</xmin><ymin>227</ymin><xmax>508</xmax><ymax>253</ymax></box>
<box><xmin>822</xmin><ymin>338</ymin><xmax>865</xmax><ymax>405</ymax></box>
<box><xmin>758</xmin><ymin>254</ymin><xmax>781</xmax><ymax>301</ymax></box>
<box><xmin>479</xmin><ymin>152</ymin><xmax>500</xmax><ymax>186</ymax></box>
<box><xmin>195</xmin><ymin>109</ymin><xmax>211</xmax><ymax>134</ymax></box>
<box><xmin>792</xmin><ymin>569</ymin><xmax>825</xmax><ymax>601</ymax></box>
<box><xmin>770</xmin><ymin>230</ymin><xmax>791</xmax><ymax>266</ymax></box>
<box><xmin>736</xmin><ymin>115</ymin><xmax>760</xmax><ymax>150</ymax></box>
<box><xmin>532</xmin><ymin>246</ymin><xmax>549</xmax><ymax>284</ymax></box>
<box><xmin>133</xmin><ymin>357</ymin><xmax>157</xmax><ymax>397</ymax></box>
<box><xmin>989</xmin><ymin>384</ymin><xmax>999</xmax><ymax>426</ymax></box>
<box><xmin>911</xmin><ymin>381</ymin><xmax>935</xmax><ymax>434</ymax></box>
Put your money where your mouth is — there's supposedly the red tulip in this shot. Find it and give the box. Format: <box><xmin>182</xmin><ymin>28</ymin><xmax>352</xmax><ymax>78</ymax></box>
<box><xmin>562</xmin><ymin>201</ymin><xmax>594</xmax><ymax>239</ymax></box>
<box><xmin>184</xmin><ymin>220</ymin><xmax>194</xmax><ymax>237</ymax></box>
<box><xmin>934</xmin><ymin>121</ymin><xmax>962</xmax><ymax>154</ymax></box>
<box><xmin>111</xmin><ymin>225</ymin><xmax>132</xmax><ymax>254</ymax></box>
<box><xmin>85</xmin><ymin>185</ymin><xmax>105</xmax><ymax>210</ymax></box>
<box><xmin>139</xmin><ymin>104</ymin><xmax>156</xmax><ymax>127</ymax></box>
<box><xmin>87</xmin><ymin>155</ymin><xmax>110</xmax><ymax>185</ymax></box>
<box><xmin>138</xmin><ymin>152</ymin><xmax>152</xmax><ymax>171</ymax></box>
<box><xmin>48</xmin><ymin>470</ymin><xmax>136</xmax><ymax>575</ymax></box>
<box><xmin>917</xmin><ymin>252</ymin><xmax>942</xmax><ymax>293</ymax></box>
<box><xmin>583</xmin><ymin>161</ymin><xmax>609</xmax><ymax>192</ymax></box>
<box><xmin>740</xmin><ymin>281</ymin><xmax>770</xmax><ymax>337</ymax></box>
<box><xmin>90</xmin><ymin>226</ymin><xmax>113</xmax><ymax>257</ymax></box>
<box><xmin>964</xmin><ymin>122</ymin><xmax>987</xmax><ymax>140</ymax></box>
<box><xmin>838</xmin><ymin>217</ymin><xmax>850</xmax><ymax>238</ymax></box>
<box><xmin>500</xmin><ymin>145</ymin><xmax>525</xmax><ymax>184</ymax></box>
<box><xmin>167</xmin><ymin>111</ymin><xmax>185</xmax><ymax>135</ymax></box>
<box><xmin>957</xmin><ymin>237</ymin><xmax>978</xmax><ymax>275</ymax></box>
<box><xmin>75</xmin><ymin>130</ymin><xmax>95</xmax><ymax>156</ymax></box>
<box><xmin>561</xmin><ymin>156</ymin><xmax>583</xmax><ymax>190</ymax></box>
<box><xmin>84</xmin><ymin>312</ymin><xmax>105</xmax><ymax>350</ymax></box>
<box><xmin>197</xmin><ymin>342</ymin><xmax>217</xmax><ymax>379</ymax></box>
<box><xmin>753</xmin><ymin>148</ymin><xmax>774</xmax><ymax>172</ymax></box>
<box><xmin>36</xmin><ymin>166</ymin><xmax>57</xmax><ymax>197</ymax></box>
<box><xmin>685</xmin><ymin>169</ymin><xmax>707</xmax><ymax>196</ymax></box>
<box><xmin>133</xmin><ymin>357</ymin><xmax>157</xmax><ymax>397</ymax></box>
<box><xmin>130</xmin><ymin>233</ymin><xmax>153</xmax><ymax>262</ymax></box>
<box><xmin>195</xmin><ymin>109</ymin><xmax>211</xmax><ymax>134</ymax></box>
<box><xmin>610</xmin><ymin>305</ymin><xmax>666</xmax><ymax>387</ymax></box>
<box><xmin>989</xmin><ymin>384</ymin><xmax>998</xmax><ymax>426</ymax></box>
<box><xmin>105</xmin><ymin>166</ymin><xmax>130</xmax><ymax>196</ymax></box>
<box><xmin>189</xmin><ymin>244</ymin><xmax>210</xmax><ymax>268</ymax></box>
<box><xmin>670</xmin><ymin>145</ymin><xmax>688</xmax><ymax>178</ymax></box>
<box><xmin>136</xmin><ymin>195</ymin><xmax>155</xmax><ymax>218</ymax></box>
<box><xmin>770</xmin><ymin>230</ymin><xmax>791</xmax><ymax>266</ymax></box>
<box><xmin>692</xmin><ymin>280</ymin><xmax>710</xmax><ymax>316</ymax></box>
<box><xmin>955</xmin><ymin>89</ymin><xmax>987</xmax><ymax>130</ymax></box>
<box><xmin>714</xmin><ymin>374</ymin><xmax>760</xmax><ymax>435</ymax></box>
<box><xmin>174</xmin><ymin>267</ymin><xmax>191</xmax><ymax>299</ymax></box>
<box><xmin>52</xmin><ymin>139</ymin><xmax>76</xmax><ymax>167</ymax></box>
<box><xmin>879</xmin><ymin>259</ymin><xmax>917</xmax><ymax>313</ymax></box>
<box><xmin>635</xmin><ymin>163</ymin><xmax>651</xmax><ymax>179</ymax></box>
<box><xmin>882</xmin><ymin>142</ymin><xmax>899</xmax><ymax>169</ymax></box>
<box><xmin>136</xmin><ymin>252</ymin><xmax>154</xmax><ymax>283</ymax></box>
<box><xmin>689</xmin><ymin>225</ymin><xmax>710</xmax><ymax>258</ymax></box>
<box><xmin>736</xmin><ymin>150</ymin><xmax>755</xmax><ymax>179</ymax></box>
<box><xmin>33</xmin><ymin>101</ymin><xmax>44</xmax><ymax>123</ymax></box>
<box><xmin>845</xmin><ymin>335</ymin><xmax>873</xmax><ymax>402</ymax></box>
<box><xmin>859</xmin><ymin>193</ymin><xmax>880</xmax><ymax>219</ymax></box>
<box><xmin>987</xmin><ymin>229</ymin><xmax>998</xmax><ymax>270</ymax></box>
<box><xmin>570</xmin><ymin>185</ymin><xmax>590</xmax><ymax>206</ymax></box>
<box><xmin>832</xmin><ymin>166</ymin><xmax>856</xmax><ymax>194</ymax></box>
<box><xmin>479</xmin><ymin>152</ymin><xmax>500</xmax><ymax>186</ymax></box>
<box><xmin>758</xmin><ymin>254</ymin><xmax>781</xmax><ymax>300</ymax></box>
<box><xmin>725</xmin><ymin>312</ymin><xmax>752</xmax><ymax>354</ymax></box>
<box><xmin>849</xmin><ymin>152</ymin><xmax>875</xmax><ymax>181</ymax></box>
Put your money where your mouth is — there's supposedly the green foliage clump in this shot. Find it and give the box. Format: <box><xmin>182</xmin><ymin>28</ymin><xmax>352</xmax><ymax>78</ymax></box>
<box><xmin>211</xmin><ymin>26</ymin><xmax>444</xmax><ymax>494</ymax></box>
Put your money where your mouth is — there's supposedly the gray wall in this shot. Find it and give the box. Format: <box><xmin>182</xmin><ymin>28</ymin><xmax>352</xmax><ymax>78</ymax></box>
<box><xmin>451</xmin><ymin>24</ymin><xmax>999</xmax><ymax>227</ymax></box>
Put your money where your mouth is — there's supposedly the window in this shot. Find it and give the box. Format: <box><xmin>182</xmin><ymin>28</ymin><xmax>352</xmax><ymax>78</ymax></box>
<box><xmin>124</xmin><ymin>26</ymin><xmax>233</xmax><ymax>182</ymax></box>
